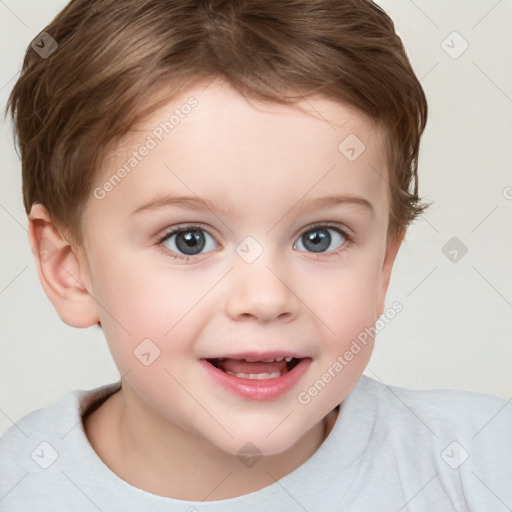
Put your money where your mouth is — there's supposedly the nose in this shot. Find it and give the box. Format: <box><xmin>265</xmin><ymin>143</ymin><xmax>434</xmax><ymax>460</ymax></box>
<box><xmin>224</xmin><ymin>254</ymin><xmax>299</xmax><ymax>323</ymax></box>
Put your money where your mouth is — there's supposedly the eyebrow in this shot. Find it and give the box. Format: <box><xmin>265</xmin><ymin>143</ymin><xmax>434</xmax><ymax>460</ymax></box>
<box><xmin>129</xmin><ymin>193</ymin><xmax>374</xmax><ymax>217</ymax></box>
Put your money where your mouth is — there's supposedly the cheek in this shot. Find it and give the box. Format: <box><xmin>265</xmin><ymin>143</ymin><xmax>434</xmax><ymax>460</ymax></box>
<box><xmin>89</xmin><ymin>254</ymin><xmax>215</xmax><ymax>417</ymax></box>
<box><xmin>89</xmin><ymin>251</ymin><xmax>211</xmax><ymax>369</ymax></box>
<box><xmin>300</xmin><ymin>264</ymin><xmax>383</xmax><ymax>408</ymax></box>
<box><xmin>313</xmin><ymin>259</ymin><xmax>383</xmax><ymax>343</ymax></box>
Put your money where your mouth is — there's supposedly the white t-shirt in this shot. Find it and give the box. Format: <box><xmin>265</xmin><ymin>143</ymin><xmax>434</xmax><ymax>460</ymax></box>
<box><xmin>1</xmin><ymin>374</ymin><xmax>510</xmax><ymax>511</ymax></box>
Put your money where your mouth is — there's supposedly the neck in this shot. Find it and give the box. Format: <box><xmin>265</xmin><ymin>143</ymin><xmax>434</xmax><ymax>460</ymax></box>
<box><xmin>84</xmin><ymin>382</ymin><xmax>339</xmax><ymax>501</ymax></box>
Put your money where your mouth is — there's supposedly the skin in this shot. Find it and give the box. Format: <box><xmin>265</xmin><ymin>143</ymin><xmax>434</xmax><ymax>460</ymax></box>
<box><xmin>28</xmin><ymin>77</ymin><xmax>404</xmax><ymax>500</ymax></box>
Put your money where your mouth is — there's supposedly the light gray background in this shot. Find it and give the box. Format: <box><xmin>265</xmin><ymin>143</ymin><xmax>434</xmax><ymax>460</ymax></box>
<box><xmin>1</xmin><ymin>0</ymin><xmax>511</xmax><ymax>437</ymax></box>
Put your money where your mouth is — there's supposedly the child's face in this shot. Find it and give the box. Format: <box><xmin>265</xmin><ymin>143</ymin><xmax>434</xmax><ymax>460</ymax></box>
<box><xmin>78</xmin><ymin>79</ymin><xmax>400</xmax><ymax>455</ymax></box>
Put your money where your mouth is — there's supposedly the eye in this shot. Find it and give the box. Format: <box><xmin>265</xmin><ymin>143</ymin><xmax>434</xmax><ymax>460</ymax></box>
<box><xmin>158</xmin><ymin>225</ymin><xmax>218</xmax><ymax>259</ymax></box>
<box><xmin>293</xmin><ymin>224</ymin><xmax>348</xmax><ymax>254</ymax></box>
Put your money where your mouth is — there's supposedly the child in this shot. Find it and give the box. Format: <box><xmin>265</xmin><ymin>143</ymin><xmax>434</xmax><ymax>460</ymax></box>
<box><xmin>1</xmin><ymin>0</ymin><xmax>510</xmax><ymax>510</ymax></box>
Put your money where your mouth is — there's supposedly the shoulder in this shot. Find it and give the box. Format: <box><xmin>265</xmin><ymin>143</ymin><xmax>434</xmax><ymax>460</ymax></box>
<box><xmin>358</xmin><ymin>373</ymin><xmax>511</xmax><ymax>437</ymax></box>
<box><xmin>0</xmin><ymin>381</ymin><xmax>121</xmax><ymax>448</ymax></box>
<box><xmin>0</xmin><ymin>388</ymin><xmax>84</xmax><ymax>463</ymax></box>
<box><xmin>0</xmin><ymin>382</ymin><xmax>120</xmax><ymax>507</ymax></box>
<box><xmin>352</xmin><ymin>375</ymin><xmax>512</xmax><ymax>508</ymax></box>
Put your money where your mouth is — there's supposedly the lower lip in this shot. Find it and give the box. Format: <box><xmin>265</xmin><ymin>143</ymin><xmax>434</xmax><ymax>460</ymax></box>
<box><xmin>199</xmin><ymin>358</ymin><xmax>311</xmax><ymax>401</ymax></box>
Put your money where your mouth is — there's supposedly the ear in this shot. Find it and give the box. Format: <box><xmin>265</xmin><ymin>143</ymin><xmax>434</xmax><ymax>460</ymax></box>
<box><xmin>376</xmin><ymin>229</ymin><xmax>405</xmax><ymax>318</ymax></box>
<box><xmin>28</xmin><ymin>203</ymin><xmax>99</xmax><ymax>328</ymax></box>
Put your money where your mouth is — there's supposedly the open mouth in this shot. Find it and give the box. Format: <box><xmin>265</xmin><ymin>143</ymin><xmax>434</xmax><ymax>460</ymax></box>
<box><xmin>201</xmin><ymin>355</ymin><xmax>311</xmax><ymax>400</ymax></box>
<box><xmin>206</xmin><ymin>357</ymin><xmax>302</xmax><ymax>380</ymax></box>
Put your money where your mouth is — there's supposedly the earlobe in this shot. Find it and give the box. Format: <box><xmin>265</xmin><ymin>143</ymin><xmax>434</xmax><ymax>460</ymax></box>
<box><xmin>376</xmin><ymin>229</ymin><xmax>405</xmax><ymax>318</ymax></box>
<box><xmin>28</xmin><ymin>203</ymin><xmax>99</xmax><ymax>328</ymax></box>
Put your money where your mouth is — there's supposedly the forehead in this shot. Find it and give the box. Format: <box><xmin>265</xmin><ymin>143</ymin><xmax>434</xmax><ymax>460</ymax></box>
<box><xmin>87</xmin><ymin>79</ymin><xmax>389</xmax><ymax>227</ymax></box>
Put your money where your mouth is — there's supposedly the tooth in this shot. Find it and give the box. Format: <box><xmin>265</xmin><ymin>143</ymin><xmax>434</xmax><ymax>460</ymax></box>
<box><xmin>285</xmin><ymin>357</ymin><xmax>292</xmax><ymax>362</ymax></box>
<box><xmin>275</xmin><ymin>357</ymin><xmax>284</xmax><ymax>362</ymax></box>
<box><xmin>261</xmin><ymin>358</ymin><xmax>275</xmax><ymax>362</ymax></box>
<box><xmin>225</xmin><ymin>371</ymin><xmax>283</xmax><ymax>379</ymax></box>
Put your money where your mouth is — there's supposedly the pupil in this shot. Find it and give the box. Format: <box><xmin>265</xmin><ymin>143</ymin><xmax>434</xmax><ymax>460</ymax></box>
<box><xmin>176</xmin><ymin>230</ymin><xmax>205</xmax><ymax>255</ymax></box>
<box><xmin>304</xmin><ymin>229</ymin><xmax>330</xmax><ymax>253</ymax></box>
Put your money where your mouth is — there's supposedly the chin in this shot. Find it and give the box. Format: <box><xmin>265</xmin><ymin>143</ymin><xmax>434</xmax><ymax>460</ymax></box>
<box><xmin>207</xmin><ymin>422</ymin><xmax>311</xmax><ymax>459</ymax></box>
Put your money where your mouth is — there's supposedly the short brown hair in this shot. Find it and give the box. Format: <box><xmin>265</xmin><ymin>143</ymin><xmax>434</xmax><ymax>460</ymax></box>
<box><xmin>7</xmin><ymin>0</ymin><xmax>429</xmax><ymax>246</ymax></box>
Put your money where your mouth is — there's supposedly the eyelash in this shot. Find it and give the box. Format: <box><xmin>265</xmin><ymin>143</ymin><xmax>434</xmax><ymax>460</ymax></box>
<box><xmin>156</xmin><ymin>222</ymin><xmax>353</xmax><ymax>262</ymax></box>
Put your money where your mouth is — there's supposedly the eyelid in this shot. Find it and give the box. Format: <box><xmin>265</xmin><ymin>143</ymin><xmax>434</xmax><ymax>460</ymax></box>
<box><xmin>156</xmin><ymin>221</ymin><xmax>353</xmax><ymax>261</ymax></box>
<box><xmin>156</xmin><ymin>223</ymin><xmax>216</xmax><ymax>242</ymax></box>
<box><xmin>155</xmin><ymin>223</ymin><xmax>220</xmax><ymax>262</ymax></box>
<box><xmin>157</xmin><ymin>221</ymin><xmax>351</xmax><ymax>244</ymax></box>
<box><xmin>297</xmin><ymin>221</ymin><xmax>350</xmax><ymax>236</ymax></box>
<box><xmin>294</xmin><ymin>221</ymin><xmax>352</xmax><ymax>246</ymax></box>
<box><xmin>168</xmin><ymin>222</ymin><xmax>209</xmax><ymax>231</ymax></box>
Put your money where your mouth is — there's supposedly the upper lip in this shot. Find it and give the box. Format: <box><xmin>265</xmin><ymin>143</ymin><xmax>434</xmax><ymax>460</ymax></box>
<box><xmin>203</xmin><ymin>351</ymin><xmax>308</xmax><ymax>362</ymax></box>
